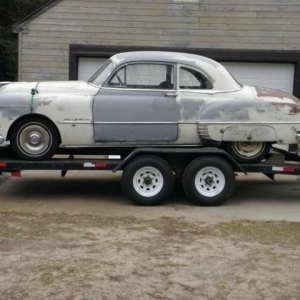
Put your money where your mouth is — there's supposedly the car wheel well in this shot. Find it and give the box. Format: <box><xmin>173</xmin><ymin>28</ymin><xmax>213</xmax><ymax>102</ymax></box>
<box><xmin>7</xmin><ymin>114</ymin><xmax>61</xmax><ymax>144</ymax></box>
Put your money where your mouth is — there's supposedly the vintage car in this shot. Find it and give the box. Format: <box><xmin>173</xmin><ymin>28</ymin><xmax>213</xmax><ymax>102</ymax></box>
<box><xmin>0</xmin><ymin>51</ymin><xmax>299</xmax><ymax>163</ymax></box>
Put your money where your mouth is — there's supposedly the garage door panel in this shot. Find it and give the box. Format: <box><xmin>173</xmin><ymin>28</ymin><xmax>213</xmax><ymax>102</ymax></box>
<box><xmin>222</xmin><ymin>62</ymin><xmax>295</xmax><ymax>94</ymax></box>
<box><xmin>78</xmin><ymin>57</ymin><xmax>107</xmax><ymax>81</ymax></box>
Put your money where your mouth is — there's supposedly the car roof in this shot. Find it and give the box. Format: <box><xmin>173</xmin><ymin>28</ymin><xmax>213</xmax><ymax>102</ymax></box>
<box><xmin>111</xmin><ymin>51</ymin><xmax>220</xmax><ymax>69</ymax></box>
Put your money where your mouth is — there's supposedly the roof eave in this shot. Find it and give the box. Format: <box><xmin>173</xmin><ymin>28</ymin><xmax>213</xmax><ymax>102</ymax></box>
<box><xmin>13</xmin><ymin>0</ymin><xmax>63</xmax><ymax>33</ymax></box>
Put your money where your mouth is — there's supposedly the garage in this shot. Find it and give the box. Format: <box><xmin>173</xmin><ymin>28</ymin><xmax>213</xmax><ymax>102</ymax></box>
<box><xmin>78</xmin><ymin>56</ymin><xmax>295</xmax><ymax>94</ymax></box>
<box><xmin>222</xmin><ymin>62</ymin><xmax>295</xmax><ymax>94</ymax></box>
<box><xmin>78</xmin><ymin>57</ymin><xmax>107</xmax><ymax>81</ymax></box>
<box><xmin>12</xmin><ymin>0</ymin><xmax>300</xmax><ymax>98</ymax></box>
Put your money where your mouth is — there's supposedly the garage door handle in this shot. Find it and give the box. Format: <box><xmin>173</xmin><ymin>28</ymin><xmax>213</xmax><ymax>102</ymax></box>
<box><xmin>164</xmin><ymin>92</ymin><xmax>178</xmax><ymax>97</ymax></box>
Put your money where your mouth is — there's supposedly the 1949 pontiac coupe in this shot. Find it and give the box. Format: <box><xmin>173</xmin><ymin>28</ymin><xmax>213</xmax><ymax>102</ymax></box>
<box><xmin>0</xmin><ymin>51</ymin><xmax>300</xmax><ymax>163</ymax></box>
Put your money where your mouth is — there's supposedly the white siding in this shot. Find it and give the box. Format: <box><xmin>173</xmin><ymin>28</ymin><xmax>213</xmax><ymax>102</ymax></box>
<box><xmin>19</xmin><ymin>0</ymin><xmax>300</xmax><ymax>81</ymax></box>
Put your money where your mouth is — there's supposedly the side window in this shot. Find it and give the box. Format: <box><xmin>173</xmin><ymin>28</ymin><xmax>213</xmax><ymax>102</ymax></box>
<box><xmin>108</xmin><ymin>64</ymin><xmax>174</xmax><ymax>89</ymax></box>
<box><xmin>108</xmin><ymin>67</ymin><xmax>125</xmax><ymax>88</ymax></box>
<box><xmin>179</xmin><ymin>67</ymin><xmax>213</xmax><ymax>90</ymax></box>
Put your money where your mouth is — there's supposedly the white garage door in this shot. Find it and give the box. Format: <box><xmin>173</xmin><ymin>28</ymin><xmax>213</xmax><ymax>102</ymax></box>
<box><xmin>78</xmin><ymin>57</ymin><xmax>295</xmax><ymax>94</ymax></box>
<box><xmin>222</xmin><ymin>62</ymin><xmax>295</xmax><ymax>94</ymax></box>
<box><xmin>78</xmin><ymin>57</ymin><xmax>108</xmax><ymax>81</ymax></box>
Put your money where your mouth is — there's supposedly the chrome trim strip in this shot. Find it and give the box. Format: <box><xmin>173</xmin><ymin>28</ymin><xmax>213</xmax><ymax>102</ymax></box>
<box><xmin>102</xmin><ymin>86</ymin><xmax>242</xmax><ymax>94</ymax></box>
<box><xmin>59</xmin><ymin>121</ymin><xmax>198</xmax><ymax>125</ymax></box>
<box><xmin>58</xmin><ymin>120</ymin><xmax>300</xmax><ymax>126</ymax></box>
<box><xmin>61</xmin><ymin>144</ymin><xmax>201</xmax><ymax>148</ymax></box>
<box><xmin>102</xmin><ymin>87</ymin><xmax>175</xmax><ymax>92</ymax></box>
<box><xmin>198</xmin><ymin>121</ymin><xmax>300</xmax><ymax>125</ymax></box>
<box><xmin>59</xmin><ymin>120</ymin><xmax>92</xmax><ymax>124</ymax></box>
<box><xmin>93</xmin><ymin>121</ymin><xmax>179</xmax><ymax>125</ymax></box>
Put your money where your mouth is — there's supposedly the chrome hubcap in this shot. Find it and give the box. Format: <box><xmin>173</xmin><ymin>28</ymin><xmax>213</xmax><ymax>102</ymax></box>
<box><xmin>18</xmin><ymin>124</ymin><xmax>51</xmax><ymax>155</ymax></box>
<box><xmin>29</xmin><ymin>133</ymin><xmax>41</xmax><ymax>145</ymax></box>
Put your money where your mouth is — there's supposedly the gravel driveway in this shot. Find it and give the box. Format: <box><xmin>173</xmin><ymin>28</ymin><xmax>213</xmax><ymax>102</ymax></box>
<box><xmin>0</xmin><ymin>171</ymin><xmax>299</xmax><ymax>300</ymax></box>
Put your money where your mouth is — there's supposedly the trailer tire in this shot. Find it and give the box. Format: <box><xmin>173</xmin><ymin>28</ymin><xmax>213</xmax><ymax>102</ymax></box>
<box><xmin>122</xmin><ymin>155</ymin><xmax>174</xmax><ymax>206</ymax></box>
<box><xmin>183</xmin><ymin>156</ymin><xmax>235</xmax><ymax>206</ymax></box>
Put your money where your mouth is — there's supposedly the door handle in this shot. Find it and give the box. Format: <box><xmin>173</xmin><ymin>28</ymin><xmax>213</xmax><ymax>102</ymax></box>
<box><xmin>164</xmin><ymin>92</ymin><xmax>178</xmax><ymax>97</ymax></box>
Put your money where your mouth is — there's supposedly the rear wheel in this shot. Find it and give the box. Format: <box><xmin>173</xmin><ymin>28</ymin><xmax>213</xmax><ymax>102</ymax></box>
<box><xmin>122</xmin><ymin>155</ymin><xmax>174</xmax><ymax>206</ymax></box>
<box><xmin>182</xmin><ymin>156</ymin><xmax>235</xmax><ymax>206</ymax></box>
<box><xmin>10</xmin><ymin>117</ymin><xmax>59</xmax><ymax>160</ymax></box>
<box><xmin>223</xmin><ymin>141</ymin><xmax>271</xmax><ymax>164</ymax></box>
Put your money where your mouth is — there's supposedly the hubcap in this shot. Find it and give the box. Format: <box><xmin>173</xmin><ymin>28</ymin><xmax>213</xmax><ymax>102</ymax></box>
<box><xmin>195</xmin><ymin>167</ymin><xmax>225</xmax><ymax>197</ymax></box>
<box><xmin>133</xmin><ymin>166</ymin><xmax>164</xmax><ymax>197</ymax></box>
<box><xmin>233</xmin><ymin>142</ymin><xmax>264</xmax><ymax>158</ymax></box>
<box><xmin>18</xmin><ymin>124</ymin><xmax>51</xmax><ymax>155</ymax></box>
<box><xmin>29</xmin><ymin>133</ymin><xmax>41</xmax><ymax>145</ymax></box>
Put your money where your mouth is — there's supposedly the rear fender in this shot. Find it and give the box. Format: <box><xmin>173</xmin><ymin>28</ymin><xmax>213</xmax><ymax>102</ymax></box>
<box><xmin>222</xmin><ymin>125</ymin><xmax>276</xmax><ymax>142</ymax></box>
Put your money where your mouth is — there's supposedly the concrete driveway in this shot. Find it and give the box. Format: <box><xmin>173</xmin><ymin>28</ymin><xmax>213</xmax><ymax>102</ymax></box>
<box><xmin>0</xmin><ymin>170</ymin><xmax>299</xmax><ymax>223</ymax></box>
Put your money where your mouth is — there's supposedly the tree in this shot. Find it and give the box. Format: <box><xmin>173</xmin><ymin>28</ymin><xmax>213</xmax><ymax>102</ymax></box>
<box><xmin>0</xmin><ymin>0</ymin><xmax>48</xmax><ymax>81</ymax></box>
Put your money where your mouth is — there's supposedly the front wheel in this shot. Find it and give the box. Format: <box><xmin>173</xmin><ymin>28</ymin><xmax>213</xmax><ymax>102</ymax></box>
<box><xmin>182</xmin><ymin>156</ymin><xmax>236</xmax><ymax>206</ymax></box>
<box><xmin>223</xmin><ymin>141</ymin><xmax>271</xmax><ymax>164</ymax></box>
<box><xmin>10</xmin><ymin>117</ymin><xmax>59</xmax><ymax>160</ymax></box>
<box><xmin>122</xmin><ymin>155</ymin><xmax>174</xmax><ymax>206</ymax></box>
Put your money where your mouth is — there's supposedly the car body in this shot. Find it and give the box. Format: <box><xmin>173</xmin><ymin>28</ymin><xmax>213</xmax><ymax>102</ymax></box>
<box><xmin>0</xmin><ymin>51</ymin><xmax>300</xmax><ymax>162</ymax></box>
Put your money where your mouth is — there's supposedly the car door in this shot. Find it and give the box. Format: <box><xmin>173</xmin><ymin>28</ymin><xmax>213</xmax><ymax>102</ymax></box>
<box><xmin>177</xmin><ymin>64</ymin><xmax>215</xmax><ymax>122</ymax></box>
<box><xmin>93</xmin><ymin>62</ymin><xmax>178</xmax><ymax>142</ymax></box>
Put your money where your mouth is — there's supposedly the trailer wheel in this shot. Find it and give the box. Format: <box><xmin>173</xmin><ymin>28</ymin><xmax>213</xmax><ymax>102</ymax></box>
<box><xmin>10</xmin><ymin>117</ymin><xmax>59</xmax><ymax>161</ymax></box>
<box><xmin>183</xmin><ymin>156</ymin><xmax>235</xmax><ymax>206</ymax></box>
<box><xmin>122</xmin><ymin>155</ymin><xmax>174</xmax><ymax>206</ymax></box>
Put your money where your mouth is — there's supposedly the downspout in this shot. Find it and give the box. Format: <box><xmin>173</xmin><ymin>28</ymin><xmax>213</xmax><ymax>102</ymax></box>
<box><xmin>18</xmin><ymin>32</ymin><xmax>22</xmax><ymax>81</ymax></box>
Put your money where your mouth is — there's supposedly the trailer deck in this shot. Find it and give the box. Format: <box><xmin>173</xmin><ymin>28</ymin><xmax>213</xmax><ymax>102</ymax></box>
<box><xmin>0</xmin><ymin>147</ymin><xmax>299</xmax><ymax>206</ymax></box>
<box><xmin>0</xmin><ymin>152</ymin><xmax>299</xmax><ymax>177</ymax></box>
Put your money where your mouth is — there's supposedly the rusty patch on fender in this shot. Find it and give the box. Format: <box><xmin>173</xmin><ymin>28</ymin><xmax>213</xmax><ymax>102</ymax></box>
<box><xmin>255</xmin><ymin>87</ymin><xmax>300</xmax><ymax>103</ymax></box>
<box><xmin>269</xmin><ymin>101</ymin><xmax>300</xmax><ymax>114</ymax></box>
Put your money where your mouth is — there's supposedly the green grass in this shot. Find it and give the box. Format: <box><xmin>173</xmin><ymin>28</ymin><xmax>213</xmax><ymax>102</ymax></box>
<box><xmin>216</xmin><ymin>220</ymin><xmax>300</xmax><ymax>247</ymax></box>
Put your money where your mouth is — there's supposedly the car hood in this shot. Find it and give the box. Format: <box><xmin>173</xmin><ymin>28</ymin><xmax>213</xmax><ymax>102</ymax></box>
<box><xmin>0</xmin><ymin>81</ymin><xmax>99</xmax><ymax>96</ymax></box>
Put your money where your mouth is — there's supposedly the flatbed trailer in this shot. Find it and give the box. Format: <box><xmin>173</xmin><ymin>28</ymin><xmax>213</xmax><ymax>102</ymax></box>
<box><xmin>0</xmin><ymin>147</ymin><xmax>299</xmax><ymax>206</ymax></box>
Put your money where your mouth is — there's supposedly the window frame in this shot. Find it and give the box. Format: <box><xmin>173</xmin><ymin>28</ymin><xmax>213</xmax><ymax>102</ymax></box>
<box><xmin>105</xmin><ymin>62</ymin><xmax>177</xmax><ymax>91</ymax></box>
<box><xmin>177</xmin><ymin>64</ymin><xmax>214</xmax><ymax>91</ymax></box>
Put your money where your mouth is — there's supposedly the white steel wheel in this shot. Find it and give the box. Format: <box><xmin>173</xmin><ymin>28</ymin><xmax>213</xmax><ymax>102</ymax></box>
<box><xmin>224</xmin><ymin>141</ymin><xmax>271</xmax><ymax>164</ymax></box>
<box><xmin>122</xmin><ymin>155</ymin><xmax>174</xmax><ymax>206</ymax></box>
<box><xmin>194</xmin><ymin>166</ymin><xmax>226</xmax><ymax>198</ymax></box>
<box><xmin>133</xmin><ymin>166</ymin><xmax>164</xmax><ymax>197</ymax></box>
<box><xmin>183</xmin><ymin>156</ymin><xmax>236</xmax><ymax>206</ymax></box>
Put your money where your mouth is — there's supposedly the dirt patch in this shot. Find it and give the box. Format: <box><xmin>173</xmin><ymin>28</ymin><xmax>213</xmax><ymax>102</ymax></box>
<box><xmin>0</xmin><ymin>212</ymin><xmax>299</xmax><ymax>300</ymax></box>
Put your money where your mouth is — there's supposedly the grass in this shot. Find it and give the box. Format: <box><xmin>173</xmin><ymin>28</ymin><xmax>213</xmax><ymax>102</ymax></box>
<box><xmin>0</xmin><ymin>212</ymin><xmax>299</xmax><ymax>247</ymax></box>
<box><xmin>0</xmin><ymin>212</ymin><xmax>300</xmax><ymax>300</ymax></box>
<box><xmin>0</xmin><ymin>223</ymin><xmax>23</xmax><ymax>238</ymax></box>
<box><xmin>216</xmin><ymin>220</ymin><xmax>300</xmax><ymax>247</ymax></box>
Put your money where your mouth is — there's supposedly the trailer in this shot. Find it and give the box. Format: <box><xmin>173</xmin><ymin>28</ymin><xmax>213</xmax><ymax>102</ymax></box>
<box><xmin>0</xmin><ymin>147</ymin><xmax>299</xmax><ymax>206</ymax></box>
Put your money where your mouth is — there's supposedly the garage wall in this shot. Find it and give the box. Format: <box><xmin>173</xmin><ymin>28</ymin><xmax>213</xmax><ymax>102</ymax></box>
<box><xmin>16</xmin><ymin>0</ymin><xmax>300</xmax><ymax>82</ymax></box>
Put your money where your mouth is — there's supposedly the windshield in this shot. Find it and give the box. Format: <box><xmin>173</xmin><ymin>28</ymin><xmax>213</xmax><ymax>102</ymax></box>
<box><xmin>88</xmin><ymin>59</ymin><xmax>115</xmax><ymax>86</ymax></box>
